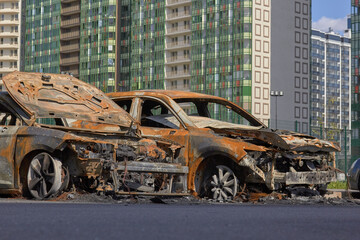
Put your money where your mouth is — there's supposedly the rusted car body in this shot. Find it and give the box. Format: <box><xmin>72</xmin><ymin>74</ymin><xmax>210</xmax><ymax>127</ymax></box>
<box><xmin>0</xmin><ymin>72</ymin><xmax>183</xmax><ymax>199</ymax></box>
<box><xmin>108</xmin><ymin>90</ymin><xmax>341</xmax><ymax>201</ymax></box>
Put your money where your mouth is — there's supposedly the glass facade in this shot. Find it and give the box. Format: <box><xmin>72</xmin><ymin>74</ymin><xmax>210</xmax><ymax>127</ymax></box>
<box><xmin>352</xmin><ymin>0</ymin><xmax>360</xmax><ymax>160</ymax></box>
<box><xmin>79</xmin><ymin>0</ymin><xmax>116</xmax><ymax>92</ymax></box>
<box><xmin>24</xmin><ymin>0</ymin><xmax>61</xmax><ymax>74</ymax></box>
<box><xmin>117</xmin><ymin>0</ymin><xmax>257</xmax><ymax>123</ymax></box>
<box><xmin>191</xmin><ymin>0</ymin><xmax>253</xmax><ymax>119</ymax></box>
<box><xmin>24</xmin><ymin>0</ymin><xmax>116</xmax><ymax>93</ymax></box>
<box><xmin>118</xmin><ymin>0</ymin><xmax>166</xmax><ymax>91</ymax></box>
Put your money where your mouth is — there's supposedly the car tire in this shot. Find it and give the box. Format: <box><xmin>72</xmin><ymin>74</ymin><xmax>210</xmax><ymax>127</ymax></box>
<box><xmin>25</xmin><ymin>152</ymin><xmax>63</xmax><ymax>200</ymax></box>
<box><xmin>205</xmin><ymin>165</ymin><xmax>238</xmax><ymax>201</ymax></box>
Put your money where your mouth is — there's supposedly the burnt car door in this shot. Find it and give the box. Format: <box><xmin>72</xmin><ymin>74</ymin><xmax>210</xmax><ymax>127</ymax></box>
<box><xmin>138</xmin><ymin>97</ymin><xmax>190</xmax><ymax>164</ymax></box>
<box><xmin>0</xmin><ymin>96</ymin><xmax>23</xmax><ymax>189</ymax></box>
<box><xmin>114</xmin><ymin>96</ymin><xmax>190</xmax><ymax>165</ymax></box>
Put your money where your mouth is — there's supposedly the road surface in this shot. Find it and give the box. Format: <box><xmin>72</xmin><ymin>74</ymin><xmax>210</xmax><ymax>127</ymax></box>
<box><xmin>0</xmin><ymin>201</ymin><xmax>359</xmax><ymax>240</ymax></box>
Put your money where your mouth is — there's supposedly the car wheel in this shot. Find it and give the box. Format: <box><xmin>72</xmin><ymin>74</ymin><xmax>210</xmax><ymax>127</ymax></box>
<box><xmin>26</xmin><ymin>152</ymin><xmax>63</xmax><ymax>200</ymax></box>
<box><xmin>209</xmin><ymin>165</ymin><xmax>238</xmax><ymax>201</ymax></box>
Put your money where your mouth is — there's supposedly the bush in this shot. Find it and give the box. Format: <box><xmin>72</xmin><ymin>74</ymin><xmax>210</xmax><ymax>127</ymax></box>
<box><xmin>327</xmin><ymin>181</ymin><xmax>347</xmax><ymax>189</ymax></box>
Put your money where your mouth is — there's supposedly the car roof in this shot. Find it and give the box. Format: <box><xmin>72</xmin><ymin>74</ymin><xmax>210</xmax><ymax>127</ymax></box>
<box><xmin>107</xmin><ymin>90</ymin><xmax>227</xmax><ymax>102</ymax></box>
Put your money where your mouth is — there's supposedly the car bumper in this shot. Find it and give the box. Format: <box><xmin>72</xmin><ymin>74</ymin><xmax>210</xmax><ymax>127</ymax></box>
<box><xmin>273</xmin><ymin>170</ymin><xmax>338</xmax><ymax>185</ymax></box>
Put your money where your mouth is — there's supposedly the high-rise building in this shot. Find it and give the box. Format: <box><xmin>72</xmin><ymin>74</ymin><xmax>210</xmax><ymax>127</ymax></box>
<box><xmin>117</xmin><ymin>0</ymin><xmax>167</xmax><ymax>92</ymax></box>
<box><xmin>117</xmin><ymin>0</ymin><xmax>271</xmax><ymax>123</ymax></box>
<box><xmin>311</xmin><ymin>28</ymin><xmax>351</xmax><ymax>169</ymax></box>
<box><xmin>23</xmin><ymin>0</ymin><xmax>116</xmax><ymax>92</ymax></box>
<box><xmin>351</xmin><ymin>0</ymin><xmax>360</xmax><ymax>160</ymax></box>
<box><xmin>0</xmin><ymin>0</ymin><xmax>21</xmax><ymax>86</ymax></box>
<box><xmin>271</xmin><ymin>0</ymin><xmax>311</xmax><ymax>133</ymax></box>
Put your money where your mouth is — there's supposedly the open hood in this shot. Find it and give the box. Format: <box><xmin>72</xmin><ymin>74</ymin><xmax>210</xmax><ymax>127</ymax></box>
<box><xmin>3</xmin><ymin>71</ymin><xmax>132</xmax><ymax>127</ymax></box>
<box><xmin>211</xmin><ymin>127</ymin><xmax>341</xmax><ymax>153</ymax></box>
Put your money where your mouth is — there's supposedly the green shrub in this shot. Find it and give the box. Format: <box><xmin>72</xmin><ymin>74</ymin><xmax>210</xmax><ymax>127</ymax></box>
<box><xmin>327</xmin><ymin>181</ymin><xmax>347</xmax><ymax>189</ymax></box>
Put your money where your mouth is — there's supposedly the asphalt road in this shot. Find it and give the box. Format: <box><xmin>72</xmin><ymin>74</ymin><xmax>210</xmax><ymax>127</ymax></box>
<box><xmin>0</xmin><ymin>202</ymin><xmax>359</xmax><ymax>240</ymax></box>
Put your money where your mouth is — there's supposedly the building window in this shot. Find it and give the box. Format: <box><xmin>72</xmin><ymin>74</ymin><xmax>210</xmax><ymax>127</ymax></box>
<box><xmin>295</xmin><ymin>107</ymin><xmax>300</xmax><ymax>118</ymax></box>
<box><xmin>183</xmin><ymin>79</ymin><xmax>189</xmax><ymax>88</ymax></box>
<box><xmin>1</xmin><ymin>15</ymin><xmax>4</xmax><ymax>21</ymax></box>
<box><xmin>295</xmin><ymin>77</ymin><xmax>301</xmax><ymax>88</ymax></box>
<box><xmin>303</xmin><ymin>4</ymin><xmax>309</xmax><ymax>15</ymax></box>
<box><xmin>295</xmin><ymin>32</ymin><xmax>301</xmax><ymax>43</ymax></box>
<box><xmin>295</xmin><ymin>17</ymin><xmax>301</xmax><ymax>28</ymax></box>
<box><xmin>295</xmin><ymin>2</ymin><xmax>301</xmax><ymax>13</ymax></box>
<box><xmin>303</xmin><ymin>33</ymin><xmax>308</xmax><ymax>44</ymax></box>
<box><xmin>295</xmin><ymin>61</ymin><xmax>300</xmax><ymax>73</ymax></box>
<box><xmin>295</xmin><ymin>92</ymin><xmax>300</xmax><ymax>103</ymax></box>
<box><xmin>302</xmin><ymin>18</ymin><xmax>308</xmax><ymax>30</ymax></box>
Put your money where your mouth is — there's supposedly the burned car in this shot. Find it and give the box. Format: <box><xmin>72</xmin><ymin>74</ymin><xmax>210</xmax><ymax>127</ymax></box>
<box><xmin>0</xmin><ymin>72</ymin><xmax>183</xmax><ymax>199</ymax></box>
<box><xmin>348</xmin><ymin>158</ymin><xmax>360</xmax><ymax>192</ymax></box>
<box><xmin>108</xmin><ymin>90</ymin><xmax>341</xmax><ymax>201</ymax></box>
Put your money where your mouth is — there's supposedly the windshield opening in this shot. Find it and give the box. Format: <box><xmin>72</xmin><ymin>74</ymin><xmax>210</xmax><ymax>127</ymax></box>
<box><xmin>176</xmin><ymin>99</ymin><xmax>264</xmax><ymax>129</ymax></box>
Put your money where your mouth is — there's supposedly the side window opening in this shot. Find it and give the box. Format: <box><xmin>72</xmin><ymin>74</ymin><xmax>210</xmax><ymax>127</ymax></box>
<box><xmin>141</xmin><ymin>100</ymin><xmax>180</xmax><ymax>129</ymax></box>
<box><xmin>114</xmin><ymin>99</ymin><xmax>132</xmax><ymax>113</ymax></box>
<box><xmin>0</xmin><ymin>102</ymin><xmax>22</xmax><ymax>126</ymax></box>
<box><xmin>36</xmin><ymin>118</ymin><xmax>65</xmax><ymax>126</ymax></box>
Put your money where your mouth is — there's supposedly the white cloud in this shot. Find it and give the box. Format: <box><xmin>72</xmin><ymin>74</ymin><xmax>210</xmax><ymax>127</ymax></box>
<box><xmin>312</xmin><ymin>16</ymin><xmax>347</xmax><ymax>34</ymax></box>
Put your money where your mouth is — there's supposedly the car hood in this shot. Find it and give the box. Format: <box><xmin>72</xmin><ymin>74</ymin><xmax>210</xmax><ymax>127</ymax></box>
<box><xmin>208</xmin><ymin>126</ymin><xmax>340</xmax><ymax>153</ymax></box>
<box><xmin>2</xmin><ymin>71</ymin><xmax>133</xmax><ymax>127</ymax></box>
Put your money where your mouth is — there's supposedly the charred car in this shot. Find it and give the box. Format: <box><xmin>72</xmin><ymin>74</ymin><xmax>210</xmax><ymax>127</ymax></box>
<box><xmin>108</xmin><ymin>90</ymin><xmax>341</xmax><ymax>201</ymax></box>
<box><xmin>0</xmin><ymin>72</ymin><xmax>183</xmax><ymax>199</ymax></box>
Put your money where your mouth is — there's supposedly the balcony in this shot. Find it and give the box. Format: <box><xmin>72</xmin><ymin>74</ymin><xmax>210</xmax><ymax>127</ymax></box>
<box><xmin>166</xmin><ymin>40</ymin><xmax>190</xmax><ymax>49</ymax></box>
<box><xmin>62</xmin><ymin>68</ymin><xmax>79</xmax><ymax>77</ymax></box>
<box><xmin>0</xmin><ymin>55</ymin><xmax>17</xmax><ymax>60</ymax></box>
<box><xmin>0</xmin><ymin>43</ymin><xmax>18</xmax><ymax>49</ymax></box>
<box><xmin>61</xmin><ymin>18</ymin><xmax>80</xmax><ymax>28</ymax></box>
<box><xmin>166</xmin><ymin>25</ymin><xmax>191</xmax><ymax>35</ymax></box>
<box><xmin>166</xmin><ymin>0</ymin><xmax>191</xmax><ymax>7</ymax></box>
<box><xmin>60</xmin><ymin>43</ymin><xmax>79</xmax><ymax>53</ymax></box>
<box><xmin>165</xmin><ymin>70</ymin><xmax>190</xmax><ymax>79</ymax></box>
<box><xmin>0</xmin><ymin>31</ymin><xmax>18</xmax><ymax>37</ymax></box>
<box><xmin>61</xmin><ymin>5</ymin><xmax>80</xmax><ymax>16</ymax></box>
<box><xmin>60</xmin><ymin>30</ymin><xmax>80</xmax><ymax>40</ymax></box>
<box><xmin>166</xmin><ymin>11</ymin><xmax>191</xmax><ymax>21</ymax></box>
<box><xmin>0</xmin><ymin>67</ymin><xmax>17</xmax><ymax>73</ymax></box>
<box><xmin>60</xmin><ymin>56</ymin><xmax>79</xmax><ymax>66</ymax></box>
<box><xmin>0</xmin><ymin>19</ymin><xmax>19</xmax><ymax>25</ymax></box>
<box><xmin>0</xmin><ymin>8</ymin><xmax>19</xmax><ymax>14</ymax></box>
<box><xmin>165</xmin><ymin>56</ymin><xmax>190</xmax><ymax>64</ymax></box>
<box><xmin>61</xmin><ymin>0</ymin><xmax>79</xmax><ymax>3</ymax></box>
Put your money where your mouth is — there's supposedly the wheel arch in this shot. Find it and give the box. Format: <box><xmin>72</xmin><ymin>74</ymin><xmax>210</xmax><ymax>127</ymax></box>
<box><xmin>188</xmin><ymin>150</ymin><xmax>248</xmax><ymax>196</ymax></box>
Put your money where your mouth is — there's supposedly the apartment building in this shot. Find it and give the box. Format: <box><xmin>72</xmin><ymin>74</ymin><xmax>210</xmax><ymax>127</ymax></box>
<box><xmin>311</xmin><ymin>28</ymin><xmax>351</xmax><ymax>167</ymax></box>
<box><xmin>0</xmin><ymin>0</ymin><xmax>20</xmax><ymax>86</ymax></box>
<box><xmin>271</xmin><ymin>0</ymin><xmax>311</xmax><ymax>133</ymax></box>
<box><xmin>117</xmin><ymin>0</ymin><xmax>271</xmax><ymax>123</ymax></box>
<box><xmin>23</xmin><ymin>0</ymin><xmax>116</xmax><ymax>92</ymax></box>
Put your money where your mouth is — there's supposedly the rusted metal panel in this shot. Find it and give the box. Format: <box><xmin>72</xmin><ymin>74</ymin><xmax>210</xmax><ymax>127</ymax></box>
<box><xmin>3</xmin><ymin>71</ymin><xmax>133</xmax><ymax>128</ymax></box>
<box><xmin>285</xmin><ymin>171</ymin><xmax>337</xmax><ymax>185</ymax></box>
<box><xmin>0</xmin><ymin>126</ymin><xmax>19</xmax><ymax>188</ymax></box>
<box><xmin>115</xmin><ymin>161</ymin><xmax>188</xmax><ymax>174</ymax></box>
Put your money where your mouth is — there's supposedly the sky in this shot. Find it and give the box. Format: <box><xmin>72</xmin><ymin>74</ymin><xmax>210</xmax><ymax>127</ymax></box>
<box><xmin>312</xmin><ymin>0</ymin><xmax>350</xmax><ymax>34</ymax></box>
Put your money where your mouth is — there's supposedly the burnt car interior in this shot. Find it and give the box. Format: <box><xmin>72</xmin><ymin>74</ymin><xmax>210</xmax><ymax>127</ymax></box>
<box><xmin>0</xmin><ymin>100</ymin><xmax>23</xmax><ymax>126</ymax></box>
<box><xmin>140</xmin><ymin>100</ymin><xmax>181</xmax><ymax>129</ymax></box>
